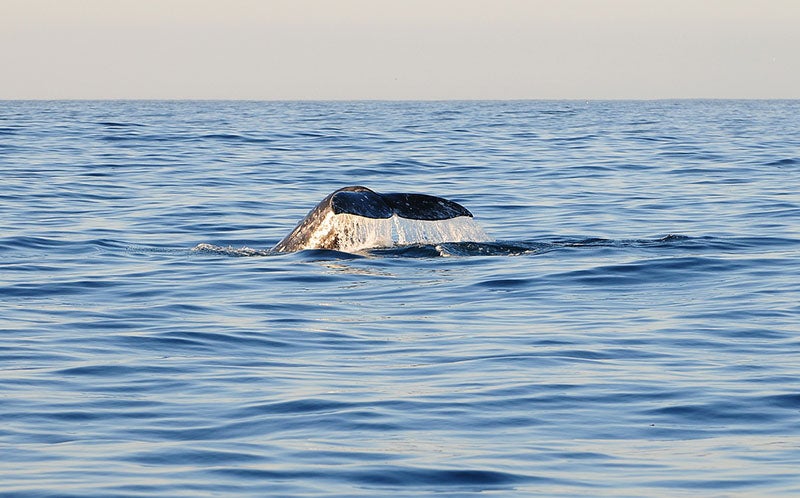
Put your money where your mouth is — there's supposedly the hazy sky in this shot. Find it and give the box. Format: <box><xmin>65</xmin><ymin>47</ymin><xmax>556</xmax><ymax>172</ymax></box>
<box><xmin>2</xmin><ymin>0</ymin><xmax>798</xmax><ymax>100</ymax></box>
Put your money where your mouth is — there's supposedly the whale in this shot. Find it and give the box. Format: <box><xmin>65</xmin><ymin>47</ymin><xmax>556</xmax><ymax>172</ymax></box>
<box><xmin>273</xmin><ymin>186</ymin><xmax>491</xmax><ymax>252</ymax></box>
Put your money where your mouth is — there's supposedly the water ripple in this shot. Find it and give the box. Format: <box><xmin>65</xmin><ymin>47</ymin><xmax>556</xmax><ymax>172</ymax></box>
<box><xmin>1</xmin><ymin>100</ymin><xmax>800</xmax><ymax>497</ymax></box>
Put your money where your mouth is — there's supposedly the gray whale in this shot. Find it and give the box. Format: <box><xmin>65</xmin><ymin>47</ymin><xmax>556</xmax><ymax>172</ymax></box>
<box><xmin>273</xmin><ymin>186</ymin><xmax>488</xmax><ymax>252</ymax></box>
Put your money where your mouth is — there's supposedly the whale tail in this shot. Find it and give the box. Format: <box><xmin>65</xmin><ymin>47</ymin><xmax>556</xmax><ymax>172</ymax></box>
<box><xmin>273</xmin><ymin>186</ymin><xmax>490</xmax><ymax>252</ymax></box>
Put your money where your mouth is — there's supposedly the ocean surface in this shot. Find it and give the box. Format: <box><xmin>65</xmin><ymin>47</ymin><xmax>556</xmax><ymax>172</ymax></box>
<box><xmin>1</xmin><ymin>100</ymin><xmax>799</xmax><ymax>497</ymax></box>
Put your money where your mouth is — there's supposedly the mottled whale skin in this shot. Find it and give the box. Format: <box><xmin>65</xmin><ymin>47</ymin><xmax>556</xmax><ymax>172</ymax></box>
<box><xmin>273</xmin><ymin>186</ymin><xmax>474</xmax><ymax>252</ymax></box>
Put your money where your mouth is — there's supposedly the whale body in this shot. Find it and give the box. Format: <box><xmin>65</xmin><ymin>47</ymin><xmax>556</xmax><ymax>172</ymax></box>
<box><xmin>273</xmin><ymin>186</ymin><xmax>491</xmax><ymax>252</ymax></box>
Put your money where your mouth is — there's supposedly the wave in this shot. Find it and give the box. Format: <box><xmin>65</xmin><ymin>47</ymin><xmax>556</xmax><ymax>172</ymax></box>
<box><xmin>197</xmin><ymin>133</ymin><xmax>275</xmax><ymax>144</ymax></box>
<box><xmin>96</xmin><ymin>121</ymin><xmax>145</xmax><ymax>128</ymax></box>
<box><xmin>189</xmin><ymin>234</ymin><xmax>787</xmax><ymax>259</ymax></box>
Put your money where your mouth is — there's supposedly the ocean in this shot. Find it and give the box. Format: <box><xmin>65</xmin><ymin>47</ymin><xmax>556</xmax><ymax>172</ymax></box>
<box><xmin>1</xmin><ymin>100</ymin><xmax>799</xmax><ymax>497</ymax></box>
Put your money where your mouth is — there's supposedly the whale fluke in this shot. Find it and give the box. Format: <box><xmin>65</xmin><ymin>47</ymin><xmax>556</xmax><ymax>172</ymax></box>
<box><xmin>379</xmin><ymin>192</ymin><xmax>473</xmax><ymax>220</ymax></box>
<box><xmin>273</xmin><ymin>186</ymin><xmax>490</xmax><ymax>252</ymax></box>
<box><xmin>326</xmin><ymin>187</ymin><xmax>473</xmax><ymax>220</ymax></box>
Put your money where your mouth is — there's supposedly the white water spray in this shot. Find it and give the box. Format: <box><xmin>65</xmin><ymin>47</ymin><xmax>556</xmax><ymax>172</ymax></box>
<box><xmin>195</xmin><ymin>213</ymin><xmax>493</xmax><ymax>255</ymax></box>
<box><xmin>305</xmin><ymin>213</ymin><xmax>493</xmax><ymax>253</ymax></box>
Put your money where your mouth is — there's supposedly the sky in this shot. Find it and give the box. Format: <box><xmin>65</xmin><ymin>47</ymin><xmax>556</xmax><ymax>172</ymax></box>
<box><xmin>1</xmin><ymin>0</ymin><xmax>798</xmax><ymax>100</ymax></box>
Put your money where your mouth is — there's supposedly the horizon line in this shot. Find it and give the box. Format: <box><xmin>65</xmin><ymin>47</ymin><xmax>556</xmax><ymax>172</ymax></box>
<box><xmin>3</xmin><ymin>97</ymin><xmax>799</xmax><ymax>102</ymax></box>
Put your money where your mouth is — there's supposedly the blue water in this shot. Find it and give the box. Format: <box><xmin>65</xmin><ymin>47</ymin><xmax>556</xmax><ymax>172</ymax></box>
<box><xmin>1</xmin><ymin>100</ymin><xmax>799</xmax><ymax>497</ymax></box>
